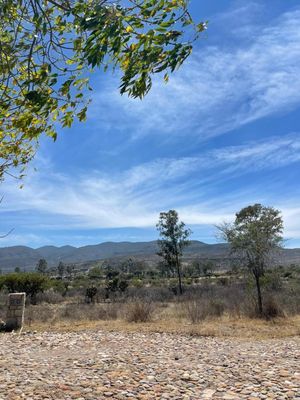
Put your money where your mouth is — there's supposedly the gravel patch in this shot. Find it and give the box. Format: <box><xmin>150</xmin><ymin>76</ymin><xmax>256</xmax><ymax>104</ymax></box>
<box><xmin>0</xmin><ymin>331</ymin><xmax>299</xmax><ymax>399</ymax></box>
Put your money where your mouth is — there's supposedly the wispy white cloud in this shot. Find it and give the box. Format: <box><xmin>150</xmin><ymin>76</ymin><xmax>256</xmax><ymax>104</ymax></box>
<box><xmin>213</xmin><ymin>134</ymin><xmax>300</xmax><ymax>170</ymax></box>
<box><xmin>2</xmin><ymin>5</ymin><xmax>300</xmax><ymax>247</ymax></box>
<box><xmin>90</xmin><ymin>7</ymin><xmax>300</xmax><ymax>141</ymax></box>
<box><xmin>2</xmin><ymin>134</ymin><xmax>300</xmax><ymax>235</ymax></box>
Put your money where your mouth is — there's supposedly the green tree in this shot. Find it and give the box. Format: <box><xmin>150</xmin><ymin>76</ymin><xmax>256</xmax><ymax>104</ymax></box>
<box><xmin>0</xmin><ymin>272</ymin><xmax>48</xmax><ymax>303</ymax></box>
<box><xmin>57</xmin><ymin>261</ymin><xmax>65</xmax><ymax>278</ymax></box>
<box><xmin>36</xmin><ymin>258</ymin><xmax>48</xmax><ymax>274</ymax></box>
<box><xmin>121</xmin><ymin>258</ymin><xmax>147</xmax><ymax>277</ymax></box>
<box><xmin>201</xmin><ymin>260</ymin><xmax>216</xmax><ymax>277</ymax></box>
<box><xmin>85</xmin><ymin>286</ymin><xmax>97</xmax><ymax>303</ymax></box>
<box><xmin>218</xmin><ymin>204</ymin><xmax>284</xmax><ymax>316</ymax></box>
<box><xmin>157</xmin><ymin>259</ymin><xmax>177</xmax><ymax>278</ymax></box>
<box><xmin>66</xmin><ymin>264</ymin><xmax>75</xmax><ymax>278</ymax></box>
<box><xmin>118</xmin><ymin>279</ymin><xmax>128</xmax><ymax>293</ymax></box>
<box><xmin>190</xmin><ymin>259</ymin><xmax>203</xmax><ymax>277</ymax></box>
<box><xmin>88</xmin><ymin>265</ymin><xmax>102</xmax><ymax>280</ymax></box>
<box><xmin>156</xmin><ymin>210</ymin><xmax>191</xmax><ymax>295</ymax></box>
<box><xmin>0</xmin><ymin>0</ymin><xmax>206</xmax><ymax>180</ymax></box>
<box><xmin>105</xmin><ymin>270</ymin><xmax>128</xmax><ymax>299</ymax></box>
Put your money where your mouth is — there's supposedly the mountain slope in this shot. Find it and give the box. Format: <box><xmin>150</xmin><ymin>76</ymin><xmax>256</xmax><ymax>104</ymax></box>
<box><xmin>0</xmin><ymin>241</ymin><xmax>299</xmax><ymax>272</ymax></box>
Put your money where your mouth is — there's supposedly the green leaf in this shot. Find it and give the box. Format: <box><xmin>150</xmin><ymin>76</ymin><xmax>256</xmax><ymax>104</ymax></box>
<box><xmin>0</xmin><ymin>0</ymin><xmax>205</xmax><ymax>181</ymax></box>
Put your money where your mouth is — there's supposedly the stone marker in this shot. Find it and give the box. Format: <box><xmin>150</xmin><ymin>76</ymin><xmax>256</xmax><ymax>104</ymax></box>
<box><xmin>6</xmin><ymin>293</ymin><xmax>26</xmax><ymax>331</ymax></box>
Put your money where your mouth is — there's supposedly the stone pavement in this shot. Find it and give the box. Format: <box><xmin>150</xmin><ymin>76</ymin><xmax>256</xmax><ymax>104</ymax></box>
<box><xmin>0</xmin><ymin>331</ymin><xmax>299</xmax><ymax>399</ymax></box>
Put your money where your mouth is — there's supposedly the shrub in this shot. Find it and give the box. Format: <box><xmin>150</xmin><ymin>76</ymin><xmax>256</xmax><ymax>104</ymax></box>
<box><xmin>218</xmin><ymin>277</ymin><xmax>229</xmax><ymax>286</ymax></box>
<box><xmin>105</xmin><ymin>276</ymin><xmax>128</xmax><ymax>299</ymax></box>
<box><xmin>262</xmin><ymin>272</ymin><xmax>282</xmax><ymax>291</ymax></box>
<box><xmin>0</xmin><ymin>272</ymin><xmax>48</xmax><ymax>304</ymax></box>
<box><xmin>85</xmin><ymin>286</ymin><xmax>98</xmax><ymax>303</ymax></box>
<box><xmin>128</xmin><ymin>286</ymin><xmax>173</xmax><ymax>302</ymax></box>
<box><xmin>208</xmin><ymin>299</ymin><xmax>225</xmax><ymax>317</ymax></box>
<box><xmin>125</xmin><ymin>299</ymin><xmax>155</xmax><ymax>323</ymax></box>
<box><xmin>25</xmin><ymin>304</ymin><xmax>56</xmax><ymax>325</ymax></box>
<box><xmin>36</xmin><ymin>290</ymin><xmax>64</xmax><ymax>304</ymax></box>
<box><xmin>184</xmin><ymin>299</ymin><xmax>206</xmax><ymax>323</ymax></box>
<box><xmin>263</xmin><ymin>297</ymin><xmax>285</xmax><ymax>320</ymax></box>
<box><xmin>61</xmin><ymin>303</ymin><xmax>97</xmax><ymax>320</ymax></box>
<box><xmin>131</xmin><ymin>278</ymin><xmax>143</xmax><ymax>288</ymax></box>
<box><xmin>60</xmin><ymin>303</ymin><xmax>119</xmax><ymax>321</ymax></box>
<box><xmin>183</xmin><ymin>297</ymin><xmax>225</xmax><ymax>323</ymax></box>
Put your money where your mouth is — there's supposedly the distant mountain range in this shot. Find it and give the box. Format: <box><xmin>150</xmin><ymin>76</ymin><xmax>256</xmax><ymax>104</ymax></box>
<box><xmin>0</xmin><ymin>240</ymin><xmax>299</xmax><ymax>272</ymax></box>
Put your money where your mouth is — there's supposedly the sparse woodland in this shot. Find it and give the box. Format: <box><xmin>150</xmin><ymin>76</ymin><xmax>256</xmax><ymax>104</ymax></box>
<box><xmin>0</xmin><ymin>247</ymin><xmax>299</xmax><ymax>336</ymax></box>
<box><xmin>1</xmin><ymin>206</ymin><xmax>300</xmax><ymax>336</ymax></box>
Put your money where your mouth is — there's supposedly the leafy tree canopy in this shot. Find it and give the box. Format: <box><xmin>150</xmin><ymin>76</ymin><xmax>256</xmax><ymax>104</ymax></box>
<box><xmin>0</xmin><ymin>272</ymin><xmax>48</xmax><ymax>303</ymax></box>
<box><xmin>0</xmin><ymin>0</ymin><xmax>206</xmax><ymax>180</ymax></box>
<box><xmin>218</xmin><ymin>203</ymin><xmax>284</xmax><ymax>315</ymax></box>
<box><xmin>220</xmin><ymin>204</ymin><xmax>284</xmax><ymax>268</ymax></box>
<box><xmin>157</xmin><ymin>209</ymin><xmax>191</xmax><ymax>260</ymax></box>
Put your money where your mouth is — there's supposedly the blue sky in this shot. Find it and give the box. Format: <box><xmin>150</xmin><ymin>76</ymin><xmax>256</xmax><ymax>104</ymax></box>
<box><xmin>2</xmin><ymin>0</ymin><xmax>300</xmax><ymax>248</ymax></box>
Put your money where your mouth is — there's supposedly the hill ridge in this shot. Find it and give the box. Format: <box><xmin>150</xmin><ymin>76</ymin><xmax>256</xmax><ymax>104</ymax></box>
<box><xmin>0</xmin><ymin>240</ymin><xmax>299</xmax><ymax>272</ymax></box>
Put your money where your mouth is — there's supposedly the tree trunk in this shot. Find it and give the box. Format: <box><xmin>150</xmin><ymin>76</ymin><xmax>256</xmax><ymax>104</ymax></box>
<box><xmin>254</xmin><ymin>273</ymin><xmax>263</xmax><ymax>316</ymax></box>
<box><xmin>175</xmin><ymin>253</ymin><xmax>183</xmax><ymax>295</ymax></box>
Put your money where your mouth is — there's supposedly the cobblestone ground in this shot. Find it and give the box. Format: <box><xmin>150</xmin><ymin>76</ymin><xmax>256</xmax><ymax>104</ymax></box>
<box><xmin>0</xmin><ymin>331</ymin><xmax>299</xmax><ymax>399</ymax></box>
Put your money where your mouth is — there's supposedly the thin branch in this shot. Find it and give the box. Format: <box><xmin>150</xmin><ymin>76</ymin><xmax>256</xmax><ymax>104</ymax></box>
<box><xmin>0</xmin><ymin>228</ymin><xmax>14</xmax><ymax>239</ymax></box>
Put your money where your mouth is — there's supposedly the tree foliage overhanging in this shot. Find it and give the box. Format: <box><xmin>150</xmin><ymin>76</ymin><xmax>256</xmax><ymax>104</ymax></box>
<box><xmin>0</xmin><ymin>0</ymin><xmax>206</xmax><ymax>180</ymax></box>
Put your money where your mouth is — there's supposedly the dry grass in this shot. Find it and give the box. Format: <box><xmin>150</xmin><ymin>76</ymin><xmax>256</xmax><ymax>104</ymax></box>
<box><xmin>25</xmin><ymin>302</ymin><xmax>119</xmax><ymax>326</ymax></box>
<box><xmin>22</xmin><ymin>301</ymin><xmax>300</xmax><ymax>340</ymax></box>
<box><xmin>124</xmin><ymin>299</ymin><xmax>155</xmax><ymax>322</ymax></box>
<box><xmin>181</xmin><ymin>298</ymin><xmax>225</xmax><ymax>323</ymax></box>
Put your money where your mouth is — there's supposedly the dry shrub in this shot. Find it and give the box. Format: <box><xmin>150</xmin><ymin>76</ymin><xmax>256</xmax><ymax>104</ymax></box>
<box><xmin>127</xmin><ymin>287</ymin><xmax>173</xmax><ymax>302</ymax></box>
<box><xmin>60</xmin><ymin>303</ymin><xmax>119</xmax><ymax>321</ymax></box>
<box><xmin>184</xmin><ymin>300</ymin><xmax>206</xmax><ymax>323</ymax></box>
<box><xmin>105</xmin><ymin>303</ymin><xmax>119</xmax><ymax>320</ymax></box>
<box><xmin>274</xmin><ymin>286</ymin><xmax>300</xmax><ymax>316</ymax></box>
<box><xmin>125</xmin><ymin>299</ymin><xmax>155</xmax><ymax>323</ymax></box>
<box><xmin>242</xmin><ymin>294</ymin><xmax>285</xmax><ymax>320</ymax></box>
<box><xmin>36</xmin><ymin>290</ymin><xmax>64</xmax><ymax>304</ymax></box>
<box><xmin>183</xmin><ymin>298</ymin><xmax>225</xmax><ymax>323</ymax></box>
<box><xmin>25</xmin><ymin>304</ymin><xmax>56</xmax><ymax>325</ymax></box>
<box><xmin>263</xmin><ymin>296</ymin><xmax>285</xmax><ymax>320</ymax></box>
<box><xmin>209</xmin><ymin>299</ymin><xmax>225</xmax><ymax>317</ymax></box>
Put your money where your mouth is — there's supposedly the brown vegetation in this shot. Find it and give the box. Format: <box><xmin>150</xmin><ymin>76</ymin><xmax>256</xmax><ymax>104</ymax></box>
<box><xmin>1</xmin><ymin>263</ymin><xmax>299</xmax><ymax>339</ymax></box>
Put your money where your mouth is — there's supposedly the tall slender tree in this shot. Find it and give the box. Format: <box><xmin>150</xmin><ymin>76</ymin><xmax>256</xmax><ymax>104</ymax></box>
<box><xmin>156</xmin><ymin>210</ymin><xmax>191</xmax><ymax>295</ymax></box>
<box><xmin>57</xmin><ymin>261</ymin><xmax>65</xmax><ymax>278</ymax></box>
